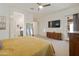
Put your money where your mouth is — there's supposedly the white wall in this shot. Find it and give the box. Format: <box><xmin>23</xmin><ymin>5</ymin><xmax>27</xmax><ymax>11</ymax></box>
<box><xmin>38</xmin><ymin>5</ymin><xmax>79</xmax><ymax>40</ymax></box>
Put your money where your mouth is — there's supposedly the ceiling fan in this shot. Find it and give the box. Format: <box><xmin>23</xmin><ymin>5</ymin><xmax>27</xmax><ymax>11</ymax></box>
<box><xmin>30</xmin><ymin>3</ymin><xmax>51</xmax><ymax>12</ymax></box>
<box><xmin>37</xmin><ymin>3</ymin><xmax>51</xmax><ymax>11</ymax></box>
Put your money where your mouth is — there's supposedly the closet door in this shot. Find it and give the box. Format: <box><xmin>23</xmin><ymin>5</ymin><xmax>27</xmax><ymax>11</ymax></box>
<box><xmin>33</xmin><ymin>22</ymin><xmax>38</xmax><ymax>36</ymax></box>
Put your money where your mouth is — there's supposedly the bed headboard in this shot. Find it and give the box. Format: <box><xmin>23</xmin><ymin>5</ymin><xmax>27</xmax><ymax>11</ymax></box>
<box><xmin>47</xmin><ymin>32</ymin><xmax>62</xmax><ymax>40</ymax></box>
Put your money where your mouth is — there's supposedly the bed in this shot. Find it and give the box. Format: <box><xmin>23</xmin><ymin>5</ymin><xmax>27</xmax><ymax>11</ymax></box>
<box><xmin>0</xmin><ymin>36</ymin><xmax>55</xmax><ymax>56</ymax></box>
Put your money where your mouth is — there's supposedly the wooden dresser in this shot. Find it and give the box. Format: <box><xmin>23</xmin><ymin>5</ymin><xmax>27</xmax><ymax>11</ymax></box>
<box><xmin>47</xmin><ymin>32</ymin><xmax>62</xmax><ymax>40</ymax></box>
<box><xmin>69</xmin><ymin>32</ymin><xmax>79</xmax><ymax>56</ymax></box>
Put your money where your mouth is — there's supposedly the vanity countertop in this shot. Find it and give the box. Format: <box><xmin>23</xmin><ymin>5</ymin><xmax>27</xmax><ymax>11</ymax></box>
<box><xmin>68</xmin><ymin>31</ymin><xmax>79</xmax><ymax>33</ymax></box>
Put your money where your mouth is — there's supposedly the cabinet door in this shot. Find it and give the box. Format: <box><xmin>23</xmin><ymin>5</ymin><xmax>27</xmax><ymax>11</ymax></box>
<box><xmin>70</xmin><ymin>39</ymin><xmax>75</xmax><ymax>56</ymax></box>
<box><xmin>70</xmin><ymin>35</ymin><xmax>79</xmax><ymax>56</ymax></box>
<box><xmin>74</xmin><ymin>39</ymin><xmax>79</xmax><ymax>56</ymax></box>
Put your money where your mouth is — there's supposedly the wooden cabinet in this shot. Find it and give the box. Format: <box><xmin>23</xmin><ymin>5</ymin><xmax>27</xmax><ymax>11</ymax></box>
<box><xmin>69</xmin><ymin>33</ymin><xmax>79</xmax><ymax>56</ymax></box>
<box><xmin>47</xmin><ymin>32</ymin><xmax>62</xmax><ymax>40</ymax></box>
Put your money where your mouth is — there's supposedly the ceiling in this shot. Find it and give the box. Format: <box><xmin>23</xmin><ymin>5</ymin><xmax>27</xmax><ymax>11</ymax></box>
<box><xmin>0</xmin><ymin>3</ymin><xmax>79</xmax><ymax>17</ymax></box>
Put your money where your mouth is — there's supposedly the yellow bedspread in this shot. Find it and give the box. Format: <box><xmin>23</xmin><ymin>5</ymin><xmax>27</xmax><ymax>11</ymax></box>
<box><xmin>0</xmin><ymin>36</ymin><xmax>55</xmax><ymax>56</ymax></box>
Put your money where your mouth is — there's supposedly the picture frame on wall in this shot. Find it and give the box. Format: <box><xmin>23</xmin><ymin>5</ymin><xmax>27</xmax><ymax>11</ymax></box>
<box><xmin>0</xmin><ymin>16</ymin><xmax>6</xmax><ymax>30</ymax></box>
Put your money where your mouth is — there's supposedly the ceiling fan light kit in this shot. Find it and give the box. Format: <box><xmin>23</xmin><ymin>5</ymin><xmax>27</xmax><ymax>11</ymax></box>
<box><xmin>38</xmin><ymin>5</ymin><xmax>43</xmax><ymax>9</ymax></box>
<box><xmin>37</xmin><ymin>3</ymin><xmax>51</xmax><ymax>9</ymax></box>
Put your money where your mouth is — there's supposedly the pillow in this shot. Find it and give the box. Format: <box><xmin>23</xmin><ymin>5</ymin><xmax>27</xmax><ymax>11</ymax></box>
<box><xmin>0</xmin><ymin>40</ymin><xmax>3</xmax><ymax>49</ymax></box>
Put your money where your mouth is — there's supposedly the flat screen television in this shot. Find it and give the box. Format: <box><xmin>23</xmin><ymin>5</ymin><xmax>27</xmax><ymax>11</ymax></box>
<box><xmin>48</xmin><ymin>20</ymin><xmax>60</xmax><ymax>28</ymax></box>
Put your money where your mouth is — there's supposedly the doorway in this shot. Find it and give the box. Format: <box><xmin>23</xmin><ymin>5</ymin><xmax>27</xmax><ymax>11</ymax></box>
<box><xmin>10</xmin><ymin>12</ymin><xmax>24</xmax><ymax>38</ymax></box>
<box><xmin>26</xmin><ymin>23</ymin><xmax>34</xmax><ymax>36</ymax></box>
<box><xmin>67</xmin><ymin>16</ymin><xmax>73</xmax><ymax>32</ymax></box>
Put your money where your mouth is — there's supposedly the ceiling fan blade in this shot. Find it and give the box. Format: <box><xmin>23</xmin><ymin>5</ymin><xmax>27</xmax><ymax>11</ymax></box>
<box><xmin>37</xmin><ymin>3</ymin><xmax>41</xmax><ymax>5</ymax></box>
<box><xmin>43</xmin><ymin>4</ymin><xmax>51</xmax><ymax>7</ymax></box>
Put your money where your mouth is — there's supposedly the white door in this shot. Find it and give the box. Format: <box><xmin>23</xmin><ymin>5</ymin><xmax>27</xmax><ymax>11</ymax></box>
<box><xmin>33</xmin><ymin>22</ymin><xmax>38</xmax><ymax>36</ymax></box>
